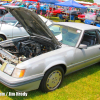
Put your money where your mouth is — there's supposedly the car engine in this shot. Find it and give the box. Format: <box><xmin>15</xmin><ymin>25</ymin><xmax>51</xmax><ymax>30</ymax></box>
<box><xmin>0</xmin><ymin>37</ymin><xmax>55</xmax><ymax>65</ymax></box>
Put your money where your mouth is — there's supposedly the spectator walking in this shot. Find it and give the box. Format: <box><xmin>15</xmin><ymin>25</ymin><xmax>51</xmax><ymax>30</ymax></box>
<box><xmin>36</xmin><ymin>2</ymin><xmax>40</xmax><ymax>14</ymax></box>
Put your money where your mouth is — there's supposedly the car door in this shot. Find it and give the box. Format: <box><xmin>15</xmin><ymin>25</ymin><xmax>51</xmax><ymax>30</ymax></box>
<box><xmin>68</xmin><ymin>30</ymin><xmax>100</xmax><ymax>73</ymax></box>
<box><xmin>12</xmin><ymin>22</ymin><xmax>29</xmax><ymax>38</ymax></box>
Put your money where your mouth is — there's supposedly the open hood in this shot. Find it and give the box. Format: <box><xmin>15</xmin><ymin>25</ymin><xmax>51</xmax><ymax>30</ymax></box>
<box><xmin>2</xmin><ymin>5</ymin><xmax>61</xmax><ymax>47</ymax></box>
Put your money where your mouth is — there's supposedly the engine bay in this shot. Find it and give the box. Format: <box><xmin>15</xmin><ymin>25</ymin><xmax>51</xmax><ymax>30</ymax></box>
<box><xmin>0</xmin><ymin>37</ymin><xmax>55</xmax><ymax>64</ymax></box>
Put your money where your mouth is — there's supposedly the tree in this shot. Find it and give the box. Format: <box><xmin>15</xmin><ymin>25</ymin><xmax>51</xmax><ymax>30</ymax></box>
<box><xmin>77</xmin><ymin>0</ymin><xmax>94</xmax><ymax>3</ymax></box>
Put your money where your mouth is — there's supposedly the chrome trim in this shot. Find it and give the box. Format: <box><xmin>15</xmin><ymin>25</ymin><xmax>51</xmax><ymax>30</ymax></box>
<box><xmin>67</xmin><ymin>55</ymin><xmax>100</xmax><ymax>69</ymax></box>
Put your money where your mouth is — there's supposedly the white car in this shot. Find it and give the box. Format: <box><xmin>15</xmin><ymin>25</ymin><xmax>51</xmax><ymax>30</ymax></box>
<box><xmin>0</xmin><ymin>12</ymin><xmax>52</xmax><ymax>41</ymax></box>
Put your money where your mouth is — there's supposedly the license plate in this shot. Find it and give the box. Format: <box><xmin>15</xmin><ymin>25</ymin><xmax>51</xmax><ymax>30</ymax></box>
<box><xmin>4</xmin><ymin>64</ymin><xmax>14</xmax><ymax>75</ymax></box>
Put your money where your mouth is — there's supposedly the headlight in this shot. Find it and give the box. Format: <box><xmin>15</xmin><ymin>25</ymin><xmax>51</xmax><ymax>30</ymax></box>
<box><xmin>12</xmin><ymin>68</ymin><xmax>25</xmax><ymax>78</ymax></box>
<box><xmin>4</xmin><ymin>64</ymin><xmax>15</xmax><ymax>75</ymax></box>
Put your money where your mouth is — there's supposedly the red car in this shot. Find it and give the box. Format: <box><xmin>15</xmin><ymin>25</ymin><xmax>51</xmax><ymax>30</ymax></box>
<box><xmin>78</xmin><ymin>14</ymin><xmax>85</xmax><ymax>22</ymax></box>
<box><xmin>49</xmin><ymin>8</ymin><xmax>64</xmax><ymax>16</ymax></box>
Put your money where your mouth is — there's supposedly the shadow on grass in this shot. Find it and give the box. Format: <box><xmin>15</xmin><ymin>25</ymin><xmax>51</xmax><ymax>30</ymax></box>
<box><xmin>0</xmin><ymin>63</ymin><xmax>100</xmax><ymax>100</ymax></box>
<box><xmin>61</xmin><ymin>63</ymin><xmax>100</xmax><ymax>88</ymax></box>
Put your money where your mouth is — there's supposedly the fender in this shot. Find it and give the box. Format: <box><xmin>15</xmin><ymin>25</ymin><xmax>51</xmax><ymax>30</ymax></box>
<box><xmin>0</xmin><ymin>31</ymin><xmax>7</xmax><ymax>39</ymax></box>
<box><xmin>43</xmin><ymin>60</ymin><xmax>67</xmax><ymax>73</ymax></box>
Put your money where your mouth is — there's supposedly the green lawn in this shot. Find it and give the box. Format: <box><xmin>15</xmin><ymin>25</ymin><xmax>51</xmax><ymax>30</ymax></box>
<box><xmin>49</xmin><ymin>17</ymin><xmax>82</xmax><ymax>23</ymax></box>
<box><xmin>0</xmin><ymin>17</ymin><xmax>100</xmax><ymax>100</ymax></box>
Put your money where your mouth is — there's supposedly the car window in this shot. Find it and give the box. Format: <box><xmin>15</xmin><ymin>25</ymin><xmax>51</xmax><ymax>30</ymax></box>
<box><xmin>49</xmin><ymin>25</ymin><xmax>61</xmax><ymax>35</ymax></box>
<box><xmin>0</xmin><ymin>12</ymin><xmax>17</xmax><ymax>26</ymax></box>
<box><xmin>49</xmin><ymin>25</ymin><xmax>81</xmax><ymax>47</ymax></box>
<box><xmin>97</xmin><ymin>30</ymin><xmax>100</xmax><ymax>36</ymax></box>
<box><xmin>81</xmin><ymin>30</ymin><xmax>99</xmax><ymax>47</ymax></box>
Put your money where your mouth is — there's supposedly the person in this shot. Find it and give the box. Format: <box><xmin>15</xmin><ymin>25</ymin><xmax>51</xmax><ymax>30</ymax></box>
<box><xmin>26</xmin><ymin>3</ymin><xmax>29</xmax><ymax>8</ymax></box>
<box><xmin>91</xmin><ymin>9</ymin><xmax>93</xmax><ymax>13</ymax></box>
<box><xmin>36</xmin><ymin>2</ymin><xmax>40</xmax><ymax>14</ymax></box>
<box><xmin>59</xmin><ymin>12</ymin><xmax>65</xmax><ymax>21</ymax></box>
<box><xmin>46</xmin><ymin>10</ymin><xmax>51</xmax><ymax>18</ymax></box>
<box><xmin>98</xmin><ymin>9</ymin><xmax>100</xmax><ymax>14</ymax></box>
<box><xmin>64</xmin><ymin>13</ymin><xmax>69</xmax><ymax>22</ymax></box>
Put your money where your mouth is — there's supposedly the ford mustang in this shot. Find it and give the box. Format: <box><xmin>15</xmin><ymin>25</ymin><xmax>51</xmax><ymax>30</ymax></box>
<box><xmin>0</xmin><ymin>6</ymin><xmax>100</xmax><ymax>92</ymax></box>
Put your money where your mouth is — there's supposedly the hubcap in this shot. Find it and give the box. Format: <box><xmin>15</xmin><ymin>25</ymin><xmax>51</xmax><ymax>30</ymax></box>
<box><xmin>0</xmin><ymin>37</ymin><xmax>3</xmax><ymax>41</ymax></box>
<box><xmin>46</xmin><ymin>70</ymin><xmax>62</xmax><ymax>90</ymax></box>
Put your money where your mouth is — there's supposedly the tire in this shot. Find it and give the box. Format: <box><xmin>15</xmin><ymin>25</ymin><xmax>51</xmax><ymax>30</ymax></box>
<box><xmin>0</xmin><ymin>35</ymin><xmax>6</xmax><ymax>41</ymax></box>
<box><xmin>81</xmin><ymin>20</ymin><xmax>84</xmax><ymax>22</ymax></box>
<box><xmin>40</xmin><ymin>66</ymin><xmax>64</xmax><ymax>92</ymax></box>
<box><xmin>56</xmin><ymin>13</ymin><xmax>59</xmax><ymax>17</ymax></box>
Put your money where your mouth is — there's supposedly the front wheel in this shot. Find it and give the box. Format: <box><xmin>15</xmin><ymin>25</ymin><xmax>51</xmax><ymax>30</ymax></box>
<box><xmin>0</xmin><ymin>35</ymin><xmax>6</xmax><ymax>41</ymax></box>
<box><xmin>40</xmin><ymin>66</ymin><xmax>64</xmax><ymax>92</ymax></box>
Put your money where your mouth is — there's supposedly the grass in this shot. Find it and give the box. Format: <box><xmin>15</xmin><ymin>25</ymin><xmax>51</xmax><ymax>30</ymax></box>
<box><xmin>49</xmin><ymin>17</ymin><xmax>60</xmax><ymax>22</ymax></box>
<box><xmin>0</xmin><ymin>17</ymin><xmax>99</xmax><ymax>100</ymax></box>
<box><xmin>49</xmin><ymin>17</ymin><xmax>82</xmax><ymax>23</ymax></box>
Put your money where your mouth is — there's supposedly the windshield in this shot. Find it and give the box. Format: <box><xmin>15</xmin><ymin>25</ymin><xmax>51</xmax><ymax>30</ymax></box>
<box><xmin>49</xmin><ymin>25</ymin><xmax>81</xmax><ymax>47</ymax></box>
<box><xmin>0</xmin><ymin>12</ymin><xmax>17</xmax><ymax>26</ymax></box>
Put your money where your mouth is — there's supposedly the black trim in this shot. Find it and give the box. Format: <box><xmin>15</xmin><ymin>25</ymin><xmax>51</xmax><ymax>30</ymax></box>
<box><xmin>0</xmin><ymin>76</ymin><xmax>43</xmax><ymax>87</ymax></box>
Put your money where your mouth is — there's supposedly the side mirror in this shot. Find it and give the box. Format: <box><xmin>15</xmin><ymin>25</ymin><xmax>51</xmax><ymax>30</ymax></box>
<box><xmin>16</xmin><ymin>23</ymin><xmax>22</xmax><ymax>27</ymax></box>
<box><xmin>79</xmin><ymin>44</ymin><xmax>87</xmax><ymax>49</ymax></box>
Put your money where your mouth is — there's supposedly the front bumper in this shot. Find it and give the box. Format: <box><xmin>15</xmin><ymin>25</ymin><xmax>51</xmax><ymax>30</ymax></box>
<box><xmin>0</xmin><ymin>71</ymin><xmax>43</xmax><ymax>92</ymax></box>
<box><xmin>78</xmin><ymin>17</ymin><xmax>85</xmax><ymax>20</ymax></box>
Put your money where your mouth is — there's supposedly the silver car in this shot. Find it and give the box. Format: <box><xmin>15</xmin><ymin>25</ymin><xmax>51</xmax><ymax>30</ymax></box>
<box><xmin>0</xmin><ymin>6</ymin><xmax>100</xmax><ymax>92</ymax></box>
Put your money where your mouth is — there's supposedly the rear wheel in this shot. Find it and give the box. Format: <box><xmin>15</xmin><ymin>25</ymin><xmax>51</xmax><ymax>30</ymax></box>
<box><xmin>40</xmin><ymin>66</ymin><xmax>64</xmax><ymax>92</ymax></box>
<box><xmin>0</xmin><ymin>35</ymin><xmax>6</xmax><ymax>41</ymax></box>
<box><xmin>56</xmin><ymin>13</ymin><xmax>59</xmax><ymax>17</ymax></box>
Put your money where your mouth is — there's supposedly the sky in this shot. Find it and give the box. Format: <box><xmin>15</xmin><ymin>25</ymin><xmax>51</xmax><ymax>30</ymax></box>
<box><xmin>93</xmin><ymin>0</ymin><xmax>100</xmax><ymax>4</ymax></box>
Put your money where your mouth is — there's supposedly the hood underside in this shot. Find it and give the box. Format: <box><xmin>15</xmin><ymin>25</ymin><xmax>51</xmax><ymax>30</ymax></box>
<box><xmin>2</xmin><ymin>5</ymin><xmax>61</xmax><ymax>46</ymax></box>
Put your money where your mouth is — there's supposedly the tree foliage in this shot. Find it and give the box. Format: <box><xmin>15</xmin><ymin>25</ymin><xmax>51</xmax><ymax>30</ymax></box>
<box><xmin>77</xmin><ymin>0</ymin><xmax>94</xmax><ymax>3</ymax></box>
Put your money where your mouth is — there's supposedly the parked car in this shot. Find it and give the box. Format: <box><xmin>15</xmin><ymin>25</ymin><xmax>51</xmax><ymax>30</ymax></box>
<box><xmin>63</xmin><ymin>10</ymin><xmax>82</xmax><ymax>20</ymax></box>
<box><xmin>0</xmin><ymin>7</ymin><xmax>8</xmax><ymax>18</ymax></box>
<box><xmin>79</xmin><ymin>12</ymin><xmax>100</xmax><ymax>25</ymax></box>
<box><xmin>49</xmin><ymin>8</ymin><xmax>64</xmax><ymax>16</ymax></box>
<box><xmin>0</xmin><ymin>12</ymin><xmax>28</xmax><ymax>41</ymax></box>
<box><xmin>78</xmin><ymin>8</ymin><xmax>87</xmax><ymax>22</ymax></box>
<box><xmin>0</xmin><ymin>12</ymin><xmax>53</xmax><ymax>41</ymax></box>
<box><xmin>78</xmin><ymin>13</ymin><xmax>85</xmax><ymax>22</ymax></box>
<box><xmin>0</xmin><ymin>6</ymin><xmax>100</xmax><ymax>93</ymax></box>
<box><xmin>78</xmin><ymin>13</ymin><xmax>97</xmax><ymax>22</ymax></box>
